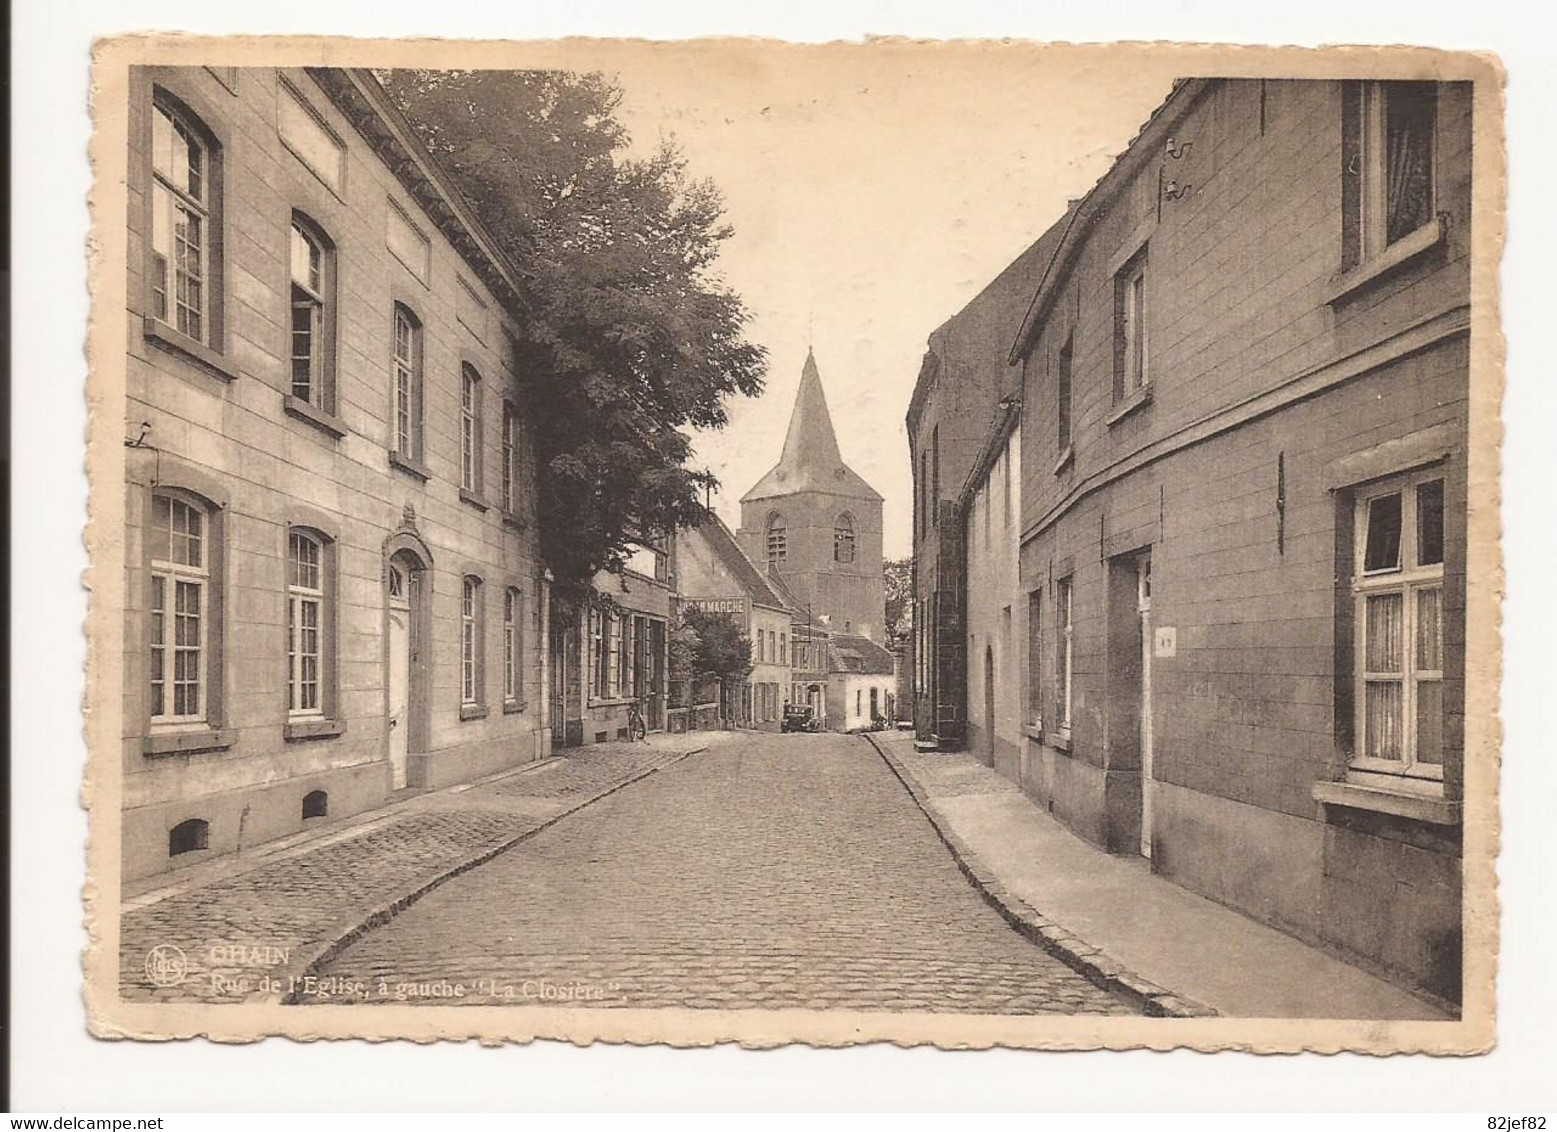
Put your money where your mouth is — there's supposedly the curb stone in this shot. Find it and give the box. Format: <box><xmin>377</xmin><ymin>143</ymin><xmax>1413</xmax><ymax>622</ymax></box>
<box><xmin>863</xmin><ymin>732</ymin><xmax>1217</xmax><ymax>1019</ymax></box>
<box><xmin>280</xmin><ymin>743</ymin><xmax>707</xmax><ymax>1004</ymax></box>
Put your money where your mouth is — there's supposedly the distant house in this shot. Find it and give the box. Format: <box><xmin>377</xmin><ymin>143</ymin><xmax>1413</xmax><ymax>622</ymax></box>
<box><xmin>826</xmin><ymin>634</ymin><xmax>897</xmax><ymax>733</ymax></box>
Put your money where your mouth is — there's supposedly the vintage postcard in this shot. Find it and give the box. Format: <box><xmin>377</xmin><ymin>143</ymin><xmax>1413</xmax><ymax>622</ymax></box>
<box><xmin>83</xmin><ymin>35</ymin><xmax>1503</xmax><ymax>1052</ymax></box>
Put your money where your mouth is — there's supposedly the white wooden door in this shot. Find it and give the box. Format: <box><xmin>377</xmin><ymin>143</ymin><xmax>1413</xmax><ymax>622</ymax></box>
<box><xmin>388</xmin><ymin>568</ymin><xmax>410</xmax><ymax>790</ymax></box>
<box><xmin>1138</xmin><ymin>556</ymin><xmax>1155</xmax><ymax>858</ymax></box>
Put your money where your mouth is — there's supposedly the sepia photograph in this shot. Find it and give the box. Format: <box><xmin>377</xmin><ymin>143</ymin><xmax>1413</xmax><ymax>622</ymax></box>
<box><xmin>77</xmin><ymin>34</ymin><xmax>1501</xmax><ymax>1057</ymax></box>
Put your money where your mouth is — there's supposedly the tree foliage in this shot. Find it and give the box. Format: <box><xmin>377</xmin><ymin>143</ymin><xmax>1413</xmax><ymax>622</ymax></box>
<box><xmin>883</xmin><ymin>557</ymin><xmax>914</xmax><ymax>636</ymax></box>
<box><xmin>379</xmin><ymin>69</ymin><xmax>767</xmax><ymax>603</ymax></box>
<box><xmin>680</xmin><ymin>607</ymin><xmax>753</xmax><ymax>687</ymax></box>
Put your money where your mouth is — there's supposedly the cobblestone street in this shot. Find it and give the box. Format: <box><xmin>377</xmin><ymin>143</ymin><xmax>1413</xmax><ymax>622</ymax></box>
<box><xmin>315</xmin><ymin>732</ymin><xmax>1132</xmax><ymax>1014</ymax></box>
<box><xmin>118</xmin><ymin>740</ymin><xmax>702</xmax><ymax>1004</ymax></box>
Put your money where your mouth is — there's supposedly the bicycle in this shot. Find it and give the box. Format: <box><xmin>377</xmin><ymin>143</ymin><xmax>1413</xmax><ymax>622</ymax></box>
<box><xmin>625</xmin><ymin>697</ymin><xmax>648</xmax><ymax>742</ymax></box>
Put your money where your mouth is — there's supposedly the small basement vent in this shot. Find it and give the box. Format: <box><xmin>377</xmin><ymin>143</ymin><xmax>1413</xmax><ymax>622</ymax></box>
<box><xmin>595</xmin><ymin>731</ymin><xmax>609</xmax><ymax>744</ymax></box>
<box><xmin>169</xmin><ymin>818</ymin><xmax>210</xmax><ymax>857</ymax></box>
<box><xmin>302</xmin><ymin>790</ymin><xmax>329</xmax><ymax>819</ymax></box>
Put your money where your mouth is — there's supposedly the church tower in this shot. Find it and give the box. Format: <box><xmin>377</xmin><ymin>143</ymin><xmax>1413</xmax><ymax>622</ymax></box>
<box><xmin>738</xmin><ymin>349</ymin><xmax>886</xmax><ymax>641</ymax></box>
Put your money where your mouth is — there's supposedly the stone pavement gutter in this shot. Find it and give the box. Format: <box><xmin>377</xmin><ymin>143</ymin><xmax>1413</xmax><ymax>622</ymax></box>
<box><xmin>117</xmin><ymin>738</ymin><xmax>711</xmax><ymax>1006</ymax></box>
<box><xmin>864</xmin><ymin>731</ymin><xmax>1215</xmax><ymax>1018</ymax></box>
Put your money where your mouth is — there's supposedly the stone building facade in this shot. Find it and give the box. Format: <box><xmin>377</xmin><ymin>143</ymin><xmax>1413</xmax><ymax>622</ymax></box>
<box><xmin>961</xmin><ymin>418</ymin><xmax>1023</xmax><ymax>778</ymax></box>
<box><xmin>968</xmin><ymin>77</ymin><xmax>1471</xmax><ymax>1005</ymax></box>
<box><xmin>121</xmin><ymin>66</ymin><xmax>550</xmax><ymax>880</ymax></box>
<box><xmin>905</xmin><ymin>229</ymin><xmax>1064</xmax><ymax>747</ymax></box>
<box><xmin>825</xmin><ymin>635</ymin><xmax>899</xmax><ymax>734</ymax></box>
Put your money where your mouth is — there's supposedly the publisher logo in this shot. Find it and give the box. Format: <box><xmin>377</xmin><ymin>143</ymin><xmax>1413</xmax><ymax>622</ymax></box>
<box><xmin>144</xmin><ymin>944</ymin><xmax>188</xmax><ymax>987</ymax></box>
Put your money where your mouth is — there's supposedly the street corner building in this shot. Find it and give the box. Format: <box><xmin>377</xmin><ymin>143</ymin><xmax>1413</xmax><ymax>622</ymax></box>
<box><xmin>909</xmin><ymin>78</ymin><xmax>1472</xmax><ymax>1007</ymax></box>
<box><xmin>673</xmin><ymin>512</ymin><xmax>799</xmax><ymax>731</ymax></box>
<box><xmin>120</xmin><ymin>66</ymin><xmax>553</xmax><ymax>881</ymax></box>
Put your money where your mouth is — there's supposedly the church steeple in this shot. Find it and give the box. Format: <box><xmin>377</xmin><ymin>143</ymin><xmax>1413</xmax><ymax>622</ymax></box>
<box><xmin>741</xmin><ymin>349</ymin><xmax>883</xmax><ymax>503</ymax></box>
<box><xmin>779</xmin><ymin>348</ymin><xmax>844</xmax><ymax>471</ymax></box>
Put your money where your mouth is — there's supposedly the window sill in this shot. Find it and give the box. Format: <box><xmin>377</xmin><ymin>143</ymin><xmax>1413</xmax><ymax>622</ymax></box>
<box><xmin>1053</xmin><ymin>446</ymin><xmax>1074</xmax><ymax>476</ymax></box>
<box><xmin>588</xmin><ymin>696</ymin><xmax>636</xmax><ymax>709</ymax></box>
<box><xmin>143</xmin><ymin>318</ymin><xmax>240</xmax><ymax>382</ymax></box>
<box><xmin>1311</xmin><ymin>778</ymin><xmax>1460</xmax><ymax>825</ymax></box>
<box><xmin>503</xmin><ymin>699</ymin><xmax>528</xmax><ymax>715</ymax></box>
<box><xmin>459</xmin><ymin>703</ymin><xmax>489</xmax><ymax>721</ymax></box>
<box><xmin>459</xmin><ymin>487</ymin><xmax>490</xmax><ymax>512</ymax></box>
<box><xmin>1051</xmin><ymin>730</ymin><xmax>1073</xmax><ymax>753</ymax></box>
<box><xmin>143</xmin><ymin>727</ymin><xmax>236</xmax><ymax>756</ymax></box>
<box><xmin>283</xmin><ymin>395</ymin><xmax>347</xmax><ymax>439</ymax></box>
<box><xmin>1106</xmin><ymin>385</ymin><xmax>1153</xmax><ymax>428</ymax></box>
<box><xmin>283</xmin><ymin>717</ymin><xmax>345</xmax><ymax>742</ymax></box>
<box><xmin>388</xmin><ymin>449</ymin><xmax>431</xmax><ymax>482</ymax></box>
<box><xmin>1024</xmin><ymin>724</ymin><xmax>1045</xmax><ymax>742</ymax></box>
<box><xmin>1324</xmin><ymin>216</ymin><xmax>1446</xmax><ymax>306</ymax></box>
<box><xmin>502</xmin><ymin>510</ymin><xmax>529</xmax><ymax>532</ymax></box>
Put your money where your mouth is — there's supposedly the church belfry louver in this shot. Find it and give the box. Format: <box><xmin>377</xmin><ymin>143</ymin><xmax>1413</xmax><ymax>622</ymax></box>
<box><xmin>738</xmin><ymin>349</ymin><xmax>885</xmax><ymax>641</ymax></box>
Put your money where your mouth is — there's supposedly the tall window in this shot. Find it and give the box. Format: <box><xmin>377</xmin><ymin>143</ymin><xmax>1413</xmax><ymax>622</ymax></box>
<box><xmin>501</xmin><ymin>403</ymin><xmax>519</xmax><ymax>513</ymax></box>
<box><xmin>287</xmin><ymin>531</ymin><xmax>325</xmax><ymax>716</ymax></box>
<box><xmin>149</xmin><ymin>492</ymin><xmax>209</xmax><ymax>722</ymax></box>
<box><xmin>780</xmin><ymin>633</ymin><xmax>787</xmax><ymax>665</ymax></box>
<box><xmin>617</xmin><ymin>614</ymin><xmax>633</xmax><ymax>699</ymax></box>
<box><xmin>590</xmin><ymin>607</ymin><xmax>606</xmax><ymax>700</ymax></box>
<box><xmin>503</xmin><ymin>587</ymin><xmax>524</xmax><ymax>706</ymax></box>
<box><xmin>1056</xmin><ymin>578</ymin><xmax>1074</xmax><ymax>736</ymax></box>
<box><xmin>1057</xmin><ymin>334</ymin><xmax>1074</xmax><ymax>452</ymax></box>
<box><xmin>392</xmin><ymin>306</ymin><xmax>421</xmax><ymax>460</ymax></box>
<box><xmin>607</xmin><ymin>613</ymin><xmax>623</xmax><ymax>698</ymax></box>
<box><xmin>150</xmin><ymin>97</ymin><xmax>216</xmax><ymax>344</ymax></box>
<box><xmin>1354</xmin><ymin>472</ymin><xmax>1445</xmax><ymax>776</ymax></box>
<box><xmin>461</xmin><ymin>577</ymin><xmax>482</xmax><ymax>706</ymax></box>
<box><xmin>1027</xmin><ymin>589</ymin><xmax>1043</xmax><ymax>729</ymax></box>
<box><xmin>766</xmin><ymin>513</ymin><xmax>787</xmax><ymax>564</ymax></box>
<box><xmin>460</xmin><ymin>364</ymin><xmax>483</xmax><ymax>494</ymax></box>
<box><xmin>834</xmin><ymin>513</ymin><xmax>856</xmax><ymax>563</ymax></box>
<box><xmin>1351</xmin><ymin>81</ymin><xmax>1438</xmax><ymax>264</ymax></box>
<box><xmin>289</xmin><ymin>217</ymin><xmax>332</xmax><ymax>410</ymax></box>
<box><xmin>1115</xmin><ymin>251</ymin><xmax>1148</xmax><ymax>399</ymax></box>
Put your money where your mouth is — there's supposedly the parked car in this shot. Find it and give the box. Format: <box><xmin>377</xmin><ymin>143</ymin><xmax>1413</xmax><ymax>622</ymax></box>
<box><xmin>781</xmin><ymin>704</ymin><xmax>822</xmax><ymax>733</ymax></box>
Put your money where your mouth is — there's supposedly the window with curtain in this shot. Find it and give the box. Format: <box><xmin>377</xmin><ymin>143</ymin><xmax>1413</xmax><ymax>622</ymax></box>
<box><xmin>1354</xmin><ymin>472</ymin><xmax>1445</xmax><ymax>776</ymax></box>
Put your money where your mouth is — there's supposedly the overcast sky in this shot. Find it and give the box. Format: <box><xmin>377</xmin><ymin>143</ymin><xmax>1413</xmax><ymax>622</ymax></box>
<box><xmin>599</xmin><ymin>42</ymin><xmax>1178</xmax><ymax>558</ymax></box>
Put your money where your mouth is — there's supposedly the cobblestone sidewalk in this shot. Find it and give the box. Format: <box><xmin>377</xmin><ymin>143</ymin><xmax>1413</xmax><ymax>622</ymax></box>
<box><xmin>116</xmin><ymin>738</ymin><xmax>709</xmax><ymax>1005</ymax></box>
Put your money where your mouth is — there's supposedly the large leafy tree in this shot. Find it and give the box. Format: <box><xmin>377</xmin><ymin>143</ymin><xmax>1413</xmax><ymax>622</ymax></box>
<box><xmin>380</xmin><ymin>70</ymin><xmax>767</xmax><ymax>604</ymax></box>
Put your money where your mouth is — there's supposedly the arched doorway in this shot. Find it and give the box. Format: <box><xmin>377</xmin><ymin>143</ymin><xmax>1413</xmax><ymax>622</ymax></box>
<box><xmin>384</xmin><ymin>531</ymin><xmax>433</xmax><ymax>790</ymax></box>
